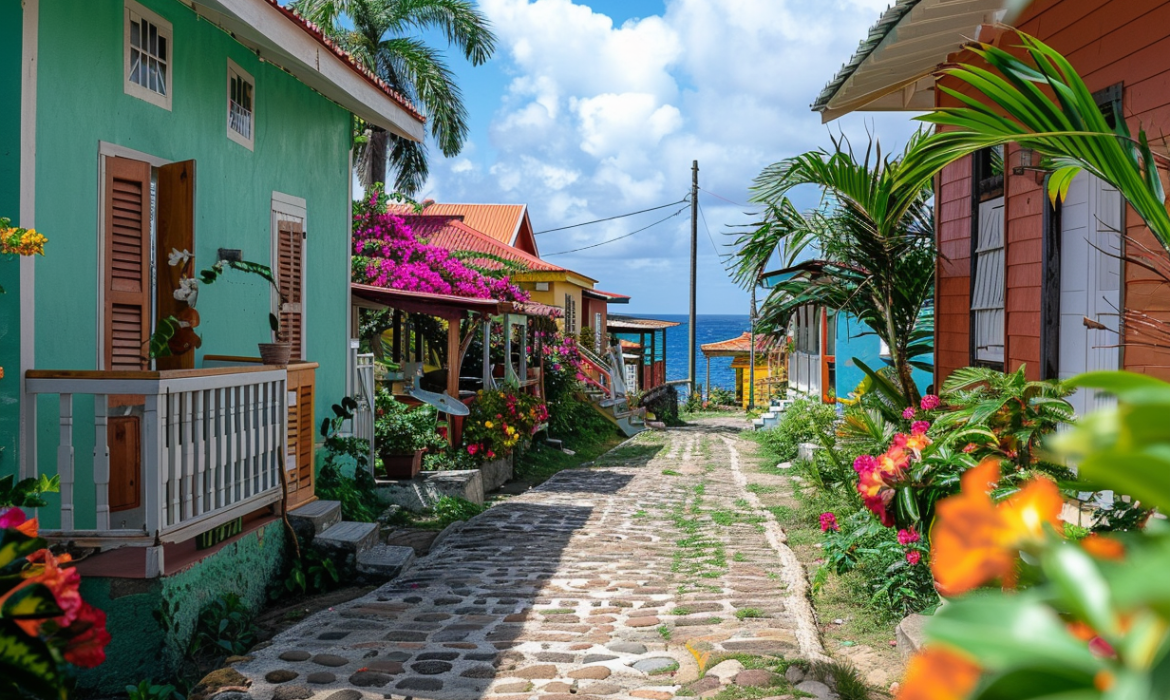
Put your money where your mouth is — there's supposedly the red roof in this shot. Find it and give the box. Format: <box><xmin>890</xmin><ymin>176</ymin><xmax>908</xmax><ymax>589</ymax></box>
<box><xmin>406</xmin><ymin>215</ymin><xmax>563</xmax><ymax>272</ymax></box>
<box><xmin>700</xmin><ymin>332</ymin><xmax>774</xmax><ymax>357</ymax></box>
<box><xmin>263</xmin><ymin>0</ymin><xmax>425</xmax><ymax>123</ymax></box>
<box><xmin>583</xmin><ymin>289</ymin><xmax>631</xmax><ymax>303</ymax></box>
<box><xmin>391</xmin><ymin>203</ymin><xmax>533</xmax><ymax>251</ymax></box>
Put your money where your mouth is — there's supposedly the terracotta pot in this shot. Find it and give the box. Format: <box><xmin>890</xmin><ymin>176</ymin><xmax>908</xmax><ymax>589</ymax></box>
<box><xmin>381</xmin><ymin>449</ymin><xmax>424</xmax><ymax>479</ymax></box>
<box><xmin>258</xmin><ymin>342</ymin><xmax>292</xmax><ymax>366</ymax></box>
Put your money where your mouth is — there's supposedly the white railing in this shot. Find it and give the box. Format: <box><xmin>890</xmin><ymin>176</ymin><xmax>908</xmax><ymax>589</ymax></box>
<box><xmin>25</xmin><ymin>367</ymin><xmax>288</xmax><ymax>545</ymax></box>
<box><xmin>789</xmin><ymin>351</ymin><xmax>822</xmax><ymax>399</ymax></box>
<box><xmin>351</xmin><ymin>349</ymin><xmax>377</xmax><ymax>472</ymax></box>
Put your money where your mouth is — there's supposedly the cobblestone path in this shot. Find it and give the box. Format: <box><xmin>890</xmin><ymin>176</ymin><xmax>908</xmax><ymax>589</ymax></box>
<box><xmin>230</xmin><ymin>420</ymin><xmax>822</xmax><ymax>700</ymax></box>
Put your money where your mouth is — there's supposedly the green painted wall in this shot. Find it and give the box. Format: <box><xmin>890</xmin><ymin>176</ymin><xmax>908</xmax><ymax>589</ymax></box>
<box><xmin>0</xmin><ymin>0</ymin><xmax>23</xmax><ymax>479</ymax></box>
<box><xmin>76</xmin><ymin>520</ymin><xmax>286</xmax><ymax>694</ymax></box>
<box><xmin>31</xmin><ymin>0</ymin><xmax>353</xmax><ymax>527</ymax></box>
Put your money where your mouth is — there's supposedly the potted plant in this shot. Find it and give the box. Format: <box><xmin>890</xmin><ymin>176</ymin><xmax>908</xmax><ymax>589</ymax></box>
<box><xmin>374</xmin><ymin>390</ymin><xmax>446</xmax><ymax>479</ymax></box>
<box><xmin>149</xmin><ymin>251</ymin><xmax>293</xmax><ymax>365</ymax></box>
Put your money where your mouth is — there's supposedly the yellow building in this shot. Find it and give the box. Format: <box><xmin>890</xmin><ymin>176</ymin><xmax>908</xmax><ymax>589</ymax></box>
<box><xmin>701</xmin><ymin>332</ymin><xmax>786</xmax><ymax>408</ymax></box>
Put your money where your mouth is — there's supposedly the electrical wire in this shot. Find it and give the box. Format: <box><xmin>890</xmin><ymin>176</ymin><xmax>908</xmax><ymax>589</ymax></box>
<box><xmin>698</xmin><ymin>186</ymin><xmax>745</xmax><ymax>208</ymax></box>
<box><xmin>534</xmin><ymin>198</ymin><xmax>689</xmax><ymax>234</ymax></box>
<box><xmin>542</xmin><ymin>203</ymin><xmax>690</xmax><ymax>257</ymax></box>
<box><xmin>696</xmin><ymin>201</ymin><xmax>721</xmax><ymax>256</ymax></box>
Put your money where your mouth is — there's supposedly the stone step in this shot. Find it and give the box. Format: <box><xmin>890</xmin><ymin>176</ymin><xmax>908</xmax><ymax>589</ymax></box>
<box><xmin>314</xmin><ymin>520</ymin><xmax>379</xmax><ymax>553</ymax></box>
<box><xmin>356</xmin><ymin>544</ymin><xmax>416</xmax><ymax>580</ymax></box>
<box><xmin>288</xmin><ymin>499</ymin><xmax>341</xmax><ymax>539</ymax></box>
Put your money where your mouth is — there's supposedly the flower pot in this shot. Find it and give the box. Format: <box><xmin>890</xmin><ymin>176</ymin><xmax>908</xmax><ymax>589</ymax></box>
<box><xmin>381</xmin><ymin>449</ymin><xmax>424</xmax><ymax>480</ymax></box>
<box><xmin>258</xmin><ymin>342</ymin><xmax>292</xmax><ymax>367</ymax></box>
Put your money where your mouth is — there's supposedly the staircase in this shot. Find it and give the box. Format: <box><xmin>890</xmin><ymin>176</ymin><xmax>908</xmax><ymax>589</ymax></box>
<box><xmin>288</xmin><ymin>500</ymin><xmax>415</xmax><ymax>580</ymax></box>
<box><xmin>752</xmin><ymin>397</ymin><xmax>794</xmax><ymax>431</ymax></box>
<box><xmin>577</xmin><ymin>344</ymin><xmax>646</xmax><ymax>437</ymax></box>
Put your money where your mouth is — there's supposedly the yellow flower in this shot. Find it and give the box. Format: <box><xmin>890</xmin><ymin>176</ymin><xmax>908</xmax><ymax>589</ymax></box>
<box><xmin>484</xmin><ymin>421</ymin><xmax>494</xmax><ymax>429</ymax></box>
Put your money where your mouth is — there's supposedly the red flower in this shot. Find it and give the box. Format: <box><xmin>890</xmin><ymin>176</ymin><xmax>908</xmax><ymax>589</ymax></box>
<box><xmin>906</xmin><ymin>550</ymin><xmax>922</xmax><ymax>565</ymax></box>
<box><xmin>920</xmin><ymin>394</ymin><xmax>941</xmax><ymax>410</ymax></box>
<box><xmin>819</xmin><ymin>512</ymin><xmax>839</xmax><ymax>532</ymax></box>
<box><xmin>59</xmin><ymin>603</ymin><xmax>111</xmax><ymax>668</ymax></box>
<box><xmin>5</xmin><ymin>549</ymin><xmax>84</xmax><ymax>636</ymax></box>
<box><xmin>898</xmin><ymin>528</ymin><xmax>920</xmax><ymax>545</ymax></box>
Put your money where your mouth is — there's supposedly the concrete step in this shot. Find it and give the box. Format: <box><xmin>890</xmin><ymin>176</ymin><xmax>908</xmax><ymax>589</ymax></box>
<box><xmin>314</xmin><ymin>520</ymin><xmax>379</xmax><ymax>554</ymax></box>
<box><xmin>356</xmin><ymin>544</ymin><xmax>416</xmax><ymax>580</ymax></box>
<box><xmin>288</xmin><ymin>500</ymin><xmax>342</xmax><ymax>539</ymax></box>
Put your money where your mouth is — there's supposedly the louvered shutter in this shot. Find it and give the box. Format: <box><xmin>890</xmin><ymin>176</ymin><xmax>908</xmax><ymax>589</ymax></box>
<box><xmin>276</xmin><ymin>220</ymin><xmax>304</xmax><ymax>361</ymax></box>
<box><xmin>104</xmin><ymin>157</ymin><xmax>152</xmax><ymax>370</ymax></box>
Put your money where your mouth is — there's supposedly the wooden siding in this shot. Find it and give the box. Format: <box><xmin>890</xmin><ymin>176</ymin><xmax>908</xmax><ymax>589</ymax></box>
<box><xmin>935</xmin><ymin>0</ymin><xmax>1170</xmax><ymax>383</ymax></box>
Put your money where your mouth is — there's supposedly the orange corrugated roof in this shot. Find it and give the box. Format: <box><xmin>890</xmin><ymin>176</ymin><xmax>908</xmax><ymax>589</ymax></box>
<box><xmin>405</xmin><ymin>215</ymin><xmax>562</xmax><ymax>272</ymax></box>
<box><xmin>700</xmin><ymin>332</ymin><xmax>773</xmax><ymax>357</ymax></box>
<box><xmin>392</xmin><ymin>204</ymin><xmax>528</xmax><ymax>247</ymax></box>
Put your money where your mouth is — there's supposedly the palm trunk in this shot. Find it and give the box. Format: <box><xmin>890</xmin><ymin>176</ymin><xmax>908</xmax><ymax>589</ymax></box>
<box><xmin>883</xmin><ymin>292</ymin><xmax>920</xmax><ymax>406</ymax></box>
<box><xmin>361</xmin><ymin>126</ymin><xmax>389</xmax><ymax>187</ymax></box>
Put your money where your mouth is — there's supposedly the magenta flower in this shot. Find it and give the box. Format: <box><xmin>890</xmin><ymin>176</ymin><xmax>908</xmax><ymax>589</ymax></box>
<box><xmin>901</xmin><ymin>407</ymin><xmax>916</xmax><ymax>419</ymax></box>
<box><xmin>897</xmin><ymin>528</ymin><xmax>920</xmax><ymax>545</ymax></box>
<box><xmin>910</xmin><ymin>421</ymin><xmax>930</xmax><ymax>436</ymax></box>
<box><xmin>906</xmin><ymin>550</ymin><xmax>922</xmax><ymax>565</ymax></box>
<box><xmin>0</xmin><ymin>507</ymin><xmax>27</xmax><ymax>530</ymax></box>
<box><xmin>920</xmin><ymin>394</ymin><xmax>941</xmax><ymax>411</ymax></box>
<box><xmin>819</xmin><ymin>512</ymin><xmax>839</xmax><ymax>532</ymax></box>
<box><xmin>853</xmin><ymin>454</ymin><xmax>878</xmax><ymax>475</ymax></box>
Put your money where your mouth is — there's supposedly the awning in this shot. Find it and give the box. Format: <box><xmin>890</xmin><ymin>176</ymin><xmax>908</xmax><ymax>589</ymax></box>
<box><xmin>607</xmin><ymin>315</ymin><xmax>681</xmax><ymax>331</ymax></box>
<box><xmin>351</xmin><ymin>284</ymin><xmax>507</xmax><ymax>319</ymax></box>
<box><xmin>812</xmin><ymin>0</ymin><xmax>1024</xmax><ymax>122</ymax></box>
<box><xmin>514</xmin><ymin>301</ymin><xmax>563</xmax><ymax>318</ymax></box>
<box><xmin>584</xmin><ymin>289</ymin><xmax>631</xmax><ymax>304</ymax></box>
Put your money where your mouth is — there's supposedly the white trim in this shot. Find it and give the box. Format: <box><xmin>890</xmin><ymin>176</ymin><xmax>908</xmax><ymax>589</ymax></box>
<box><xmin>20</xmin><ymin>0</ymin><xmax>39</xmax><ymax>479</ymax></box>
<box><xmin>188</xmin><ymin>0</ymin><xmax>425</xmax><ymax>141</ymax></box>
<box><xmin>345</xmin><ymin>146</ymin><xmax>353</xmax><ymax>400</ymax></box>
<box><xmin>271</xmin><ymin>193</ymin><xmax>307</xmax><ymax>359</ymax></box>
<box><xmin>95</xmin><ymin>145</ymin><xmax>169</xmax><ymax>370</ymax></box>
<box><xmin>124</xmin><ymin>0</ymin><xmax>173</xmax><ymax>111</ymax></box>
<box><xmin>226</xmin><ymin>58</ymin><xmax>255</xmax><ymax>150</ymax></box>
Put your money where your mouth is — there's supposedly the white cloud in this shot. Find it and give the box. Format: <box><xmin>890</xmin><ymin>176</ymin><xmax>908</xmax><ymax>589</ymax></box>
<box><xmin>423</xmin><ymin>0</ymin><xmax>923</xmax><ymax>313</ymax></box>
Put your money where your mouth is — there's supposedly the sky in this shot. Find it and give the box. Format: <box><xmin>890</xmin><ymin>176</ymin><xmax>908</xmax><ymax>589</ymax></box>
<box><xmin>382</xmin><ymin>0</ymin><xmax>925</xmax><ymax>314</ymax></box>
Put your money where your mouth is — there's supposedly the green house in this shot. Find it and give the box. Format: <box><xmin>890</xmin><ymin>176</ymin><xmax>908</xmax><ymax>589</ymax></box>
<box><xmin>0</xmin><ymin>0</ymin><xmax>424</xmax><ymax>689</ymax></box>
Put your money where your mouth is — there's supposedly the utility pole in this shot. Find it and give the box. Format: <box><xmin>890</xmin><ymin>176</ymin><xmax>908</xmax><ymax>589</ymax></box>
<box><xmin>689</xmin><ymin>160</ymin><xmax>699</xmax><ymax>399</ymax></box>
<box><xmin>748</xmin><ymin>285</ymin><xmax>757</xmax><ymax>410</ymax></box>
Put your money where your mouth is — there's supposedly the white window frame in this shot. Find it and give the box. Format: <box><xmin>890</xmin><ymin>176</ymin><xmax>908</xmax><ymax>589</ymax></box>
<box><xmin>123</xmin><ymin>0</ymin><xmax>172</xmax><ymax>111</ymax></box>
<box><xmin>227</xmin><ymin>59</ymin><xmax>255</xmax><ymax>150</ymax></box>
<box><xmin>272</xmin><ymin>192</ymin><xmax>308</xmax><ymax>358</ymax></box>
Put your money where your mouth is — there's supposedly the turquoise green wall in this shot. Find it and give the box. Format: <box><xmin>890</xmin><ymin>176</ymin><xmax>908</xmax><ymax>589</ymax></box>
<box><xmin>32</xmin><ymin>0</ymin><xmax>353</xmax><ymax>527</ymax></box>
<box><xmin>77</xmin><ymin>520</ymin><xmax>286</xmax><ymax>694</ymax></box>
<box><xmin>0</xmin><ymin>0</ymin><xmax>23</xmax><ymax>479</ymax></box>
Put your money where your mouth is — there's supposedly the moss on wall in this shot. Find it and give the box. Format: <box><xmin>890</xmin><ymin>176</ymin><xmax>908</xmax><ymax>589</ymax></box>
<box><xmin>76</xmin><ymin>520</ymin><xmax>286</xmax><ymax>695</ymax></box>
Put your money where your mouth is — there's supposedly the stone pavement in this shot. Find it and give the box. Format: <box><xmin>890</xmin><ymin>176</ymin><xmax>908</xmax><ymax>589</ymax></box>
<box><xmin>225</xmin><ymin>419</ymin><xmax>823</xmax><ymax>700</ymax></box>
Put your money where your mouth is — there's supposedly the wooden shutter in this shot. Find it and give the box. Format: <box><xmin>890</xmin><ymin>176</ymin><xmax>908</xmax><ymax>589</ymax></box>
<box><xmin>285</xmin><ymin>364</ymin><xmax>316</xmax><ymax>508</ymax></box>
<box><xmin>104</xmin><ymin>157</ymin><xmax>152</xmax><ymax>371</ymax></box>
<box><xmin>276</xmin><ymin>219</ymin><xmax>304</xmax><ymax>361</ymax></box>
<box><xmin>156</xmin><ymin>160</ymin><xmax>196</xmax><ymax>370</ymax></box>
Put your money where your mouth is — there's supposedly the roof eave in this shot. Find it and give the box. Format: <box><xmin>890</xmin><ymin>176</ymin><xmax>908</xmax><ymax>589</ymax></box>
<box><xmin>191</xmin><ymin>0</ymin><xmax>426</xmax><ymax>141</ymax></box>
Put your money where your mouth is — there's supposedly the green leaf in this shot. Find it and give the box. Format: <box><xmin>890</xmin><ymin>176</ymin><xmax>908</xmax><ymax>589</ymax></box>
<box><xmin>0</xmin><ymin>620</ymin><xmax>62</xmax><ymax>700</ymax></box>
<box><xmin>0</xmin><ymin>583</ymin><xmax>63</xmax><ymax>620</ymax></box>
<box><xmin>1042</xmin><ymin>542</ymin><xmax>1117</xmax><ymax>638</ymax></box>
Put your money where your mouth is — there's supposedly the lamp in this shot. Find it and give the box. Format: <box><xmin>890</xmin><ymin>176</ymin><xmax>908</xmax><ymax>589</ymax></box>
<box><xmin>1011</xmin><ymin>148</ymin><xmax>1049</xmax><ymax>184</ymax></box>
<box><xmin>217</xmin><ymin>248</ymin><xmax>243</xmax><ymax>263</ymax></box>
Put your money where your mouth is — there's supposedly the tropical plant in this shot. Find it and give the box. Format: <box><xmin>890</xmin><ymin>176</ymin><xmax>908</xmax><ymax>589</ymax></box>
<box><xmin>125</xmin><ymin>679</ymin><xmax>181</xmax><ymax>700</ymax></box>
<box><xmin>898</xmin><ymin>371</ymin><xmax>1170</xmax><ymax>700</ymax></box>
<box><xmin>757</xmin><ymin>397</ymin><xmax>837</xmax><ymax>461</ymax></box>
<box><xmin>0</xmin><ymin>474</ymin><xmax>60</xmax><ymax>509</ymax></box>
<box><xmin>428</xmin><ymin>495</ymin><xmax>485</xmax><ymax>528</ymax></box>
<box><xmin>0</xmin><ymin>508</ymin><xmax>110</xmax><ymax>699</ymax></box>
<box><xmin>276</xmin><ymin>543</ymin><xmax>341</xmax><ymax>598</ymax></box>
<box><xmin>187</xmin><ymin>593</ymin><xmax>257</xmax><ymax>660</ymax></box>
<box><xmin>463</xmin><ymin>388</ymin><xmax>548</xmax><ymax>461</ymax></box>
<box><xmin>732</xmin><ymin>133</ymin><xmax>937</xmax><ymax>404</ymax></box>
<box><xmin>374</xmin><ymin>390</ymin><xmax>446</xmax><ymax>456</ymax></box>
<box><xmin>290</xmin><ymin>0</ymin><xmax>497</xmax><ymax>194</ymax></box>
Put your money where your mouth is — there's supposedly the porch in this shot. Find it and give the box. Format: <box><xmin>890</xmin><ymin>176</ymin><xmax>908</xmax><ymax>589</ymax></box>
<box><xmin>23</xmin><ymin>362</ymin><xmax>317</xmax><ymax>569</ymax></box>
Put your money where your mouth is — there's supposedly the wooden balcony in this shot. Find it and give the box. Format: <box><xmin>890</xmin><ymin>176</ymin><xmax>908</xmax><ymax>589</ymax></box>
<box><xmin>24</xmin><ymin>363</ymin><xmax>317</xmax><ymax>550</ymax></box>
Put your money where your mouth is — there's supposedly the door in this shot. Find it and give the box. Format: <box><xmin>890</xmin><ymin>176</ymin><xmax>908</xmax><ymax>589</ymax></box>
<box><xmin>1058</xmin><ymin>173</ymin><xmax>1123</xmax><ymax>418</ymax></box>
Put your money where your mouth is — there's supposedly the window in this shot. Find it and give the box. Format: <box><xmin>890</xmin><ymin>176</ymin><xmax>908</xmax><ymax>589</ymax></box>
<box><xmin>564</xmin><ymin>293</ymin><xmax>577</xmax><ymax>334</ymax></box>
<box><xmin>971</xmin><ymin>147</ymin><xmax>1005</xmax><ymax>365</ymax></box>
<box><xmin>124</xmin><ymin>1</ymin><xmax>172</xmax><ymax>110</ymax></box>
<box><xmin>227</xmin><ymin>60</ymin><xmax>255</xmax><ymax>149</ymax></box>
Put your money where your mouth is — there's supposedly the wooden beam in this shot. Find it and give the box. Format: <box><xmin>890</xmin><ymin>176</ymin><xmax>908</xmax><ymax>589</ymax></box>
<box><xmin>447</xmin><ymin>317</ymin><xmax>461</xmax><ymax>447</ymax></box>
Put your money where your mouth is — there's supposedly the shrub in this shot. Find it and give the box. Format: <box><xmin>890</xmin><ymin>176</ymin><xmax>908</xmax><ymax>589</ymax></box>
<box><xmin>642</xmin><ymin>384</ymin><xmax>682</xmax><ymax>426</ymax></box>
<box><xmin>428</xmin><ymin>496</ymin><xmax>485</xmax><ymax>528</ymax></box>
<box><xmin>464</xmin><ymin>388</ymin><xmax>548</xmax><ymax>461</ymax></box>
<box><xmin>316</xmin><ymin>448</ymin><xmax>385</xmax><ymax>523</ymax></box>
<box><xmin>708</xmin><ymin>385</ymin><xmax>737</xmax><ymax>407</ymax></box>
<box><xmin>374</xmin><ymin>390</ymin><xmax>446</xmax><ymax>457</ymax></box>
<box><xmin>188</xmin><ymin>593</ymin><xmax>257</xmax><ymax>661</ymax></box>
<box><xmin>759</xmin><ymin>397</ymin><xmax>837</xmax><ymax>461</ymax></box>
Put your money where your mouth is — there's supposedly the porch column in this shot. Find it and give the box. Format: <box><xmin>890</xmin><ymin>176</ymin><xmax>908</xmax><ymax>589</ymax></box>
<box><xmin>447</xmin><ymin>315</ymin><xmax>460</xmax><ymax>447</ymax></box>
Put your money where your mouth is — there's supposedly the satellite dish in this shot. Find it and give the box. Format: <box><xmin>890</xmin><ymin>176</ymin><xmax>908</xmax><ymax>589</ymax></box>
<box><xmin>403</xmin><ymin>362</ymin><xmax>471</xmax><ymax>416</ymax></box>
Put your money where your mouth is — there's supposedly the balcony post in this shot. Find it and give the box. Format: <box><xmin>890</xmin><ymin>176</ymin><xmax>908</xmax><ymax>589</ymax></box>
<box><xmin>142</xmin><ymin>393</ymin><xmax>164</xmax><ymax>537</ymax></box>
<box><xmin>57</xmin><ymin>394</ymin><xmax>74</xmax><ymax>531</ymax></box>
<box><xmin>93</xmin><ymin>394</ymin><xmax>110</xmax><ymax>530</ymax></box>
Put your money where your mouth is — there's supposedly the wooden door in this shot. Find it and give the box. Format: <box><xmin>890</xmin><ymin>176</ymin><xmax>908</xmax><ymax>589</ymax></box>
<box><xmin>1059</xmin><ymin>173</ymin><xmax>1123</xmax><ymax>419</ymax></box>
<box><xmin>275</xmin><ymin>219</ymin><xmax>305</xmax><ymax>361</ymax></box>
<box><xmin>155</xmin><ymin>160</ymin><xmax>197</xmax><ymax>369</ymax></box>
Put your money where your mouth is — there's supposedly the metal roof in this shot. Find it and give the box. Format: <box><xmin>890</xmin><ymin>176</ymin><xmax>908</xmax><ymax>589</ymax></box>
<box><xmin>812</xmin><ymin>0</ymin><xmax>1021</xmax><ymax>122</ymax></box>
<box><xmin>407</xmin><ymin>215</ymin><xmax>563</xmax><ymax>272</ymax></box>
<box><xmin>606</xmin><ymin>315</ymin><xmax>682</xmax><ymax>331</ymax></box>
<box><xmin>392</xmin><ymin>203</ymin><xmax>530</xmax><ymax>249</ymax></box>
<box><xmin>700</xmin><ymin>332</ymin><xmax>774</xmax><ymax>358</ymax></box>
<box><xmin>583</xmin><ymin>289</ymin><xmax>631</xmax><ymax>304</ymax></box>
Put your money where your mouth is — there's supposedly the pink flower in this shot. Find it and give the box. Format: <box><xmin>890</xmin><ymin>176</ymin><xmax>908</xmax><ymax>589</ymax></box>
<box><xmin>911</xmin><ymin>421</ymin><xmax>930</xmax><ymax>436</ymax></box>
<box><xmin>853</xmin><ymin>454</ymin><xmax>878</xmax><ymax>475</ymax></box>
<box><xmin>962</xmin><ymin>442</ymin><xmax>978</xmax><ymax>453</ymax></box>
<box><xmin>819</xmin><ymin>512</ymin><xmax>839</xmax><ymax>532</ymax></box>
<box><xmin>920</xmin><ymin>394</ymin><xmax>941</xmax><ymax>411</ymax></box>
<box><xmin>906</xmin><ymin>550</ymin><xmax>922</xmax><ymax>566</ymax></box>
<box><xmin>0</xmin><ymin>507</ymin><xmax>27</xmax><ymax>530</ymax></box>
<box><xmin>902</xmin><ymin>407</ymin><xmax>916</xmax><ymax>419</ymax></box>
<box><xmin>897</xmin><ymin>528</ymin><xmax>920</xmax><ymax>545</ymax></box>
<box><xmin>467</xmin><ymin>444</ymin><xmax>479</xmax><ymax>455</ymax></box>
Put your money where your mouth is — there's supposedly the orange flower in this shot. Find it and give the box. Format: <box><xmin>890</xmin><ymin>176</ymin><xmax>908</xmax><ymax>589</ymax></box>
<box><xmin>0</xmin><ymin>549</ymin><xmax>83</xmax><ymax>636</ymax></box>
<box><xmin>897</xmin><ymin>647</ymin><xmax>981</xmax><ymax>700</ymax></box>
<box><xmin>930</xmin><ymin>459</ymin><xmax>1063</xmax><ymax>595</ymax></box>
<box><xmin>1081</xmin><ymin>534</ymin><xmax>1125</xmax><ymax>561</ymax></box>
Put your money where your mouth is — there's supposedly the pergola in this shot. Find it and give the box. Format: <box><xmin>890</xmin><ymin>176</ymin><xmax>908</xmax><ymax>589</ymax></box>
<box><xmin>606</xmin><ymin>315</ymin><xmax>680</xmax><ymax>391</ymax></box>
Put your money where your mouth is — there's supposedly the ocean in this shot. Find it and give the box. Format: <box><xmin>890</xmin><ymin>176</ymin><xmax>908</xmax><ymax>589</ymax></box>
<box><xmin>619</xmin><ymin>314</ymin><xmax>752</xmax><ymax>392</ymax></box>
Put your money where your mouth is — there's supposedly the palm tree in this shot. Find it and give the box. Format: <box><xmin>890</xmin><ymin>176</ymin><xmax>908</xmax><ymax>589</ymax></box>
<box><xmin>292</xmin><ymin>0</ymin><xmax>497</xmax><ymax>194</ymax></box>
<box><xmin>730</xmin><ymin>133</ymin><xmax>937</xmax><ymax>404</ymax></box>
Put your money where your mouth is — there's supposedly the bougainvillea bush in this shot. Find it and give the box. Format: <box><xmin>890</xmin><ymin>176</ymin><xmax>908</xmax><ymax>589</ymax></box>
<box><xmin>463</xmin><ymin>389</ymin><xmax>548</xmax><ymax>462</ymax></box>
<box><xmin>351</xmin><ymin>189</ymin><xmax>529</xmax><ymax>301</ymax></box>
<box><xmin>0</xmin><ymin>507</ymin><xmax>110</xmax><ymax>698</ymax></box>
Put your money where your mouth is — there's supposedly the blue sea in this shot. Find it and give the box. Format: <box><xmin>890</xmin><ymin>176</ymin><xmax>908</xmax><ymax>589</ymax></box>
<box><xmin>620</xmin><ymin>314</ymin><xmax>752</xmax><ymax>392</ymax></box>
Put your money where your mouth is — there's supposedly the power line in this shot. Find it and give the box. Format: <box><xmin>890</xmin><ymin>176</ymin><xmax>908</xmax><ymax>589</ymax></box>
<box><xmin>696</xmin><ymin>201</ymin><xmax>721</xmax><ymax>256</ymax></box>
<box><xmin>698</xmin><ymin>186</ymin><xmax>745</xmax><ymax>208</ymax></box>
<box><xmin>542</xmin><ymin>204</ymin><xmax>690</xmax><ymax>257</ymax></box>
<box><xmin>534</xmin><ymin>198</ymin><xmax>689</xmax><ymax>234</ymax></box>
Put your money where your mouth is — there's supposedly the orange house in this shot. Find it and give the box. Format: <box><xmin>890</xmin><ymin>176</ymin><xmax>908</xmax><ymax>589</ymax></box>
<box><xmin>814</xmin><ymin>0</ymin><xmax>1170</xmax><ymax>417</ymax></box>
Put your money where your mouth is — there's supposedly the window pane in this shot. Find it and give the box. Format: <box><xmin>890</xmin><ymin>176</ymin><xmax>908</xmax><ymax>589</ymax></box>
<box><xmin>131</xmin><ymin>19</ymin><xmax>140</xmax><ymax>49</ymax></box>
<box><xmin>130</xmin><ymin>49</ymin><xmax>142</xmax><ymax>85</ymax></box>
<box><xmin>157</xmin><ymin>62</ymin><xmax>167</xmax><ymax>96</ymax></box>
<box><xmin>157</xmin><ymin>34</ymin><xmax>167</xmax><ymax>62</ymax></box>
<box><xmin>148</xmin><ymin>23</ymin><xmax>157</xmax><ymax>56</ymax></box>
